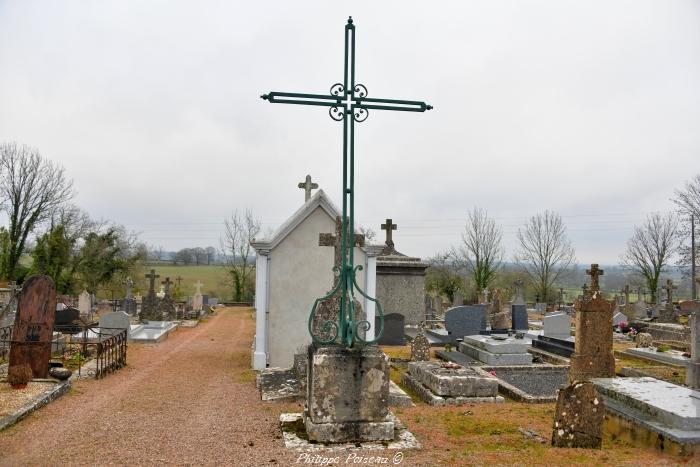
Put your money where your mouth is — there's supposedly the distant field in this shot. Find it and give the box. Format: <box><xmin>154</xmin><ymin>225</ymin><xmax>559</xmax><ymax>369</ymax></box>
<box><xmin>138</xmin><ymin>264</ymin><xmax>233</xmax><ymax>300</ymax></box>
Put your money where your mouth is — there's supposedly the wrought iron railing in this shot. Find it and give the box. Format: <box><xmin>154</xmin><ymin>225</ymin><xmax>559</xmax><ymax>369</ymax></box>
<box><xmin>0</xmin><ymin>323</ymin><xmax>127</xmax><ymax>380</ymax></box>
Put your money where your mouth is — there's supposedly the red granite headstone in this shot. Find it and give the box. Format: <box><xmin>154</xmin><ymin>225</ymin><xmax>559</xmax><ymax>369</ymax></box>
<box><xmin>8</xmin><ymin>275</ymin><xmax>57</xmax><ymax>379</ymax></box>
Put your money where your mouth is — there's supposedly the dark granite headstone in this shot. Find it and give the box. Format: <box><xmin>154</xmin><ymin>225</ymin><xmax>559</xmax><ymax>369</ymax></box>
<box><xmin>54</xmin><ymin>305</ymin><xmax>81</xmax><ymax>334</ymax></box>
<box><xmin>376</xmin><ymin>312</ymin><xmax>405</xmax><ymax>345</ymax></box>
<box><xmin>444</xmin><ymin>305</ymin><xmax>487</xmax><ymax>344</ymax></box>
<box><xmin>123</xmin><ymin>298</ymin><xmax>137</xmax><ymax>316</ymax></box>
<box><xmin>512</xmin><ymin>304</ymin><xmax>528</xmax><ymax>330</ymax></box>
<box><xmin>8</xmin><ymin>275</ymin><xmax>57</xmax><ymax>379</ymax></box>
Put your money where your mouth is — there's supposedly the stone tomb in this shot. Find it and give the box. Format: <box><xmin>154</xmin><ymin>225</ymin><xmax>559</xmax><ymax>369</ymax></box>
<box><xmin>401</xmin><ymin>361</ymin><xmax>503</xmax><ymax>405</ymax></box>
<box><xmin>458</xmin><ymin>335</ymin><xmax>533</xmax><ymax>365</ymax></box>
<box><xmin>592</xmin><ymin>377</ymin><xmax>700</xmax><ymax>455</ymax></box>
<box><xmin>8</xmin><ymin>275</ymin><xmax>57</xmax><ymax>379</ymax></box>
<box><xmin>376</xmin><ymin>312</ymin><xmax>405</xmax><ymax>345</ymax></box>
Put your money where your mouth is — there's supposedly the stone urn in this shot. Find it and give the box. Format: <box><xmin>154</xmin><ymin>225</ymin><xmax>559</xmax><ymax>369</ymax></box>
<box><xmin>49</xmin><ymin>367</ymin><xmax>73</xmax><ymax>381</ymax></box>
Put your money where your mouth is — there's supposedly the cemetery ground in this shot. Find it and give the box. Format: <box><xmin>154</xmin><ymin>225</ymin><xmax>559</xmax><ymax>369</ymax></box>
<box><xmin>0</xmin><ymin>309</ymin><xmax>687</xmax><ymax>466</ymax></box>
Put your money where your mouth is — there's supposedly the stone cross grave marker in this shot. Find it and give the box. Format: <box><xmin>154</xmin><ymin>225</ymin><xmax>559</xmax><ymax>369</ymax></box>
<box><xmin>123</xmin><ymin>277</ymin><xmax>137</xmax><ymax>315</ymax></box>
<box><xmin>662</xmin><ymin>278</ymin><xmax>677</xmax><ymax>303</ymax></box>
<box><xmin>140</xmin><ymin>269</ymin><xmax>161</xmax><ymax>321</ymax></box>
<box><xmin>8</xmin><ymin>275</ymin><xmax>57</xmax><ymax>379</ymax></box>
<box><xmin>586</xmin><ymin>264</ymin><xmax>603</xmax><ymax>294</ymax></box>
<box><xmin>298</xmin><ymin>174</ymin><xmax>318</xmax><ymax>202</ymax></box>
<box><xmin>313</xmin><ymin>215</ymin><xmax>365</xmax><ymax>338</ymax></box>
<box><xmin>319</xmin><ymin>215</ymin><xmax>365</xmax><ymax>287</ymax></box>
<box><xmin>482</xmin><ymin>288</ymin><xmax>490</xmax><ymax>304</ymax></box>
<box><xmin>512</xmin><ymin>279</ymin><xmax>525</xmax><ymax>306</ymax></box>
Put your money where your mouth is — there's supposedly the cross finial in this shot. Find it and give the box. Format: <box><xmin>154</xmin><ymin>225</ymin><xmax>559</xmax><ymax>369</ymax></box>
<box><xmin>175</xmin><ymin>275</ymin><xmax>183</xmax><ymax>287</ymax></box>
<box><xmin>586</xmin><ymin>264</ymin><xmax>604</xmax><ymax>293</ymax></box>
<box><xmin>380</xmin><ymin>218</ymin><xmax>397</xmax><ymax>246</ymax></box>
<box><xmin>298</xmin><ymin>174</ymin><xmax>319</xmax><ymax>202</ymax></box>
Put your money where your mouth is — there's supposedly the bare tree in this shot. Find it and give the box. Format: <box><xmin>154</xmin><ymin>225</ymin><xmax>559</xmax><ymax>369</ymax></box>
<box><xmin>205</xmin><ymin>246</ymin><xmax>217</xmax><ymax>265</ymax></box>
<box><xmin>0</xmin><ymin>143</ymin><xmax>73</xmax><ymax>280</ymax></box>
<box><xmin>621</xmin><ymin>212</ymin><xmax>678</xmax><ymax>302</ymax></box>
<box><xmin>673</xmin><ymin>174</ymin><xmax>700</xmax><ymax>219</ymax></box>
<box><xmin>221</xmin><ymin>209</ymin><xmax>261</xmax><ymax>302</ymax></box>
<box><xmin>452</xmin><ymin>207</ymin><xmax>503</xmax><ymax>295</ymax></box>
<box><xmin>357</xmin><ymin>225</ymin><xmax>376</xmax><ymax>243</ymax></box>
<box><xmin>516</xmin><ymin>211</ymin><xmax>575</xmax><ymax>303</ymax></box>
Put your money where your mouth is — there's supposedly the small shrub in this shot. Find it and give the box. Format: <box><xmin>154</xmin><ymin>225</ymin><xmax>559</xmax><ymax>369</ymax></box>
<box><xmin>657</xmin><ymin>344</ymin><xmax>671</xmax><ymax>353</ymax></box>
<box><xmin>8</xmin><ymin>363</ymin><xmax>33</xmax><ymax>386</ymax></box>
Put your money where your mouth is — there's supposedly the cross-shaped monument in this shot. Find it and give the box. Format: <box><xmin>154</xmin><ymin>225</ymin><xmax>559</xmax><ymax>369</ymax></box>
<box><xmin>319</xmin><ymin>216</ymin><xmax>365</xmax><ymax>287</ymax></box>
<box><xmin>586</xmin><ymin>264</ymin><xmax>604</xmax><ymax>294</ymax></box>
<box><xmin>298</xmin><ymin>174</ymin><xmax>319</xmax><ymax>202</ymax></box>
<box><xmin>662</xmin><ymin>279</ymin><xmax>677</xmax><ymax>303</ymax></box>
<box><xmin>194</xmin><ymin>280</ymin><xmax>204</xmax><ymax>295</ymax></box>
<box><xmin>381</xmin><ymin>219</ymin><xmax>397</xmax><ymax>247</ymax></box>
<box><xmin>262</xmin><ymin>17</ymin><xmax>431</xmax><ymax>347</ymax></box>
<box><xmin>175</xmin><ymin>275</ymin><xmax>183</xmax><ymax>287</ymax></box>
<box><xmin>145</xmin><ymin>269</ymin><xmax>160</xmax><ymax>294</ymax></box>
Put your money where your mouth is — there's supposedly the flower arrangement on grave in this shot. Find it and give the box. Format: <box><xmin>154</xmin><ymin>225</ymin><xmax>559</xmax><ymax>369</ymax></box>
<box><xmin>627</xmin><ymin>327</ymin><xmax>638</xmax><ymax>340</ymax></box>
<box><xmin>7</xmin><ymin>363</ymin><xmax>33</xmax><ymax>389</ymax></box>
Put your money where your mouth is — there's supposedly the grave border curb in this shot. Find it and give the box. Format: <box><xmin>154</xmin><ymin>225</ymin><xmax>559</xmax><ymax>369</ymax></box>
<box><xmin>0</xmin><ymin>379</ymin><xmax>72</xmax><ymax>432</ymax></box>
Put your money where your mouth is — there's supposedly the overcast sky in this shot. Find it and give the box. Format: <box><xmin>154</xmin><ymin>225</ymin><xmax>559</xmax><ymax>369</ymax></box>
<box><xmin>1</xmin><ymin>1</ymin><xmax>699</xmax><ymax>264</ymax></box>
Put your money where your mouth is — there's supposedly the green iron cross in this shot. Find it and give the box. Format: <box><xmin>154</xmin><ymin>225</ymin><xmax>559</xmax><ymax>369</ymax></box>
<box><xmin>261</xmin><ymin>17</ymin><xmax>432</xmax><ymax>347</ymax></box>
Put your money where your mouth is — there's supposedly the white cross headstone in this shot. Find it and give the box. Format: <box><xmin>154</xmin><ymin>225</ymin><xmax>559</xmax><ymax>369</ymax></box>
<box><xmin>193</xmin><ymin>280</ymin><xmax>204</xmax><ymax>311</ymax></box>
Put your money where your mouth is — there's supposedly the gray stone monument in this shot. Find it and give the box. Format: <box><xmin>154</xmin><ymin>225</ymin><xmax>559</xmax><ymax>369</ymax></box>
<box><xmin>511</xmin><ymin>304</ymin><xmax>528</xmax><ymax>330</ymax></box>
<box><xmin>376</xmin><ymin>313</ymin><xmax>405</xmax><ymax>345</ymax></box>
<box><xmin>512</xmin><ymin>279</ymin><xmax>525</xmax><ymax>306</ymax></box>
<box><xmin>123</xmin><ymin>277</ymin><xmax>137</xmax><ymax>315</ymax></box>
<box><xmin>444</xmin><ymin>305</ymin><xmax>487</xmax><ymax>343</ymax></box>
<box><xmin>78</xmin><ymin>290</ymin><xmax>91</xmax><ymax>317</ymax></box>
<box><xmin>99</xmin><ymin>311</ymin><xmax>131</xmax><ymax>337</ymax></box>
<box><xmin>543</xmin><ymin>311</ymin><xmax>571</xmax><ymax>339</ymax></box>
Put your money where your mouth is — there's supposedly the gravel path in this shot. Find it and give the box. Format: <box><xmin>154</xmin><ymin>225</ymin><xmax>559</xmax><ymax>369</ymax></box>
<box><xmin>0</xmin><ymin>308</ymin><xmax>297</xmax><ymax>466</ymax></box>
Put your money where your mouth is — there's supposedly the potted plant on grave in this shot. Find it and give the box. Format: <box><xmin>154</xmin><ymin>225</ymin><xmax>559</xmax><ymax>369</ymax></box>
<box><xmin>7</xmin><ymin>363</ymin><xmax>33</xmax><ymax>389</ymax></box>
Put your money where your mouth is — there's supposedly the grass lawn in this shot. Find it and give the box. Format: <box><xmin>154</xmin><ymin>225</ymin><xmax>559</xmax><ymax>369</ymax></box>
<box><xmin>135</xmin><ymin>264</ymin><xmax>234</xmax><ymax>300</ymax></box>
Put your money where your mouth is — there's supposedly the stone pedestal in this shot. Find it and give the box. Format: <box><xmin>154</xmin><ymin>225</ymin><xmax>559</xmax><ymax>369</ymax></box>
<box><xmin>304</xmin><ymin>345</ymin><xmax>393</xmax><ymax>443</ymax></box>
<box><xmin>569</xmin><ymin>296</ymin><xmax>615</xmax><ymax>383</ymax></box>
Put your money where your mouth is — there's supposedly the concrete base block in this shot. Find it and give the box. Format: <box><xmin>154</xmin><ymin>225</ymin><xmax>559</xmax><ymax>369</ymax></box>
<box><xmin>303</xmin><ymin>411</ymin><xmax>394</xmax><ymax>443</ymax></box>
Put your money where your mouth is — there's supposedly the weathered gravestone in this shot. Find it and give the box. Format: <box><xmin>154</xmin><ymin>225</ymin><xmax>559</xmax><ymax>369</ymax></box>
<box><xmin>376</xmin><ymin>312</ymin><xmax>405</xmax><ymax>345</ymax></box>
<box><xmin>99</xmin><ymin>311</ymin><xmax>131</xmax><ymax>337</ymax></box>
<box><xmin>312</xmin><ymin>216</ymin><xmax>365</xmax><ymax>341</ymax></box>
<box><xmin>140</xmin><ymin>269</ymin><xmax>162</xmax><ymax>321</ymax></box>
<box><xmin>552</xmin><ymin>264</ymin><xmax>613</xmax><ymax>449</ymax></box>
<box><xmin>543</xmin><ymin>311</ymin><xmax>571</xmax><ymax>339</ymax></box>
<box><xmin>658</xmin><ymin>279</ymin><xmax>678</xmax><ymax>323</ymax></box>
<box><xmin>512</xmin><ymin>279</ymin><xmax>526</xmax><ymax>306</ymax></box>
<box><xmin>123</xmin><ymin>277</ymin><xmax>137</xmax><ymax>315</ymax></box>
<box><xmin>411</xmin><ymin>328</ymin><xmax>430</xmax><ymax>361</ymax></box>
<box><xmin>453</xmin><ymin>291</ymin><xmax>464</xmax><ymax>307</ymax></box>
<box><xmin>78</xmin><ymin>290</ymin><xmax>91</xmax><ymax>317</ymax></box>
<box><xmin>444</xmin><ymin>305</ymin><xmax>487</xmax><ymax>344</ymax></box>
<box><xmin>157</xmin><ymin>277</ymin><xmax>177</xmax><ymax>319</ymax></box>
<box><xmin>192</xmin><ymin>280</ymin><xmax>204</xmax><ymax>312</ymax></box>
<box><xmin>8</xmin><ymin>275</ymin><xmax>57</xmax><ymax>379</ymax></box>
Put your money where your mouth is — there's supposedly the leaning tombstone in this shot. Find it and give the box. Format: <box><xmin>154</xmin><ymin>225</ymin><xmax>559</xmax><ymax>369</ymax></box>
<box><xmin>8</xmin><ymin>275</ymin><xmax>57</xmax><ymax>380</ymax></box>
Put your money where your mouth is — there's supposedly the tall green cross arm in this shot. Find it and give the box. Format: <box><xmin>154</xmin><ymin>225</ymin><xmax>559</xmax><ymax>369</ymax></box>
<box><xmin>261</xmin><ymin>91</ymin><xmax>432</xmax><ymax>113</ymax></box>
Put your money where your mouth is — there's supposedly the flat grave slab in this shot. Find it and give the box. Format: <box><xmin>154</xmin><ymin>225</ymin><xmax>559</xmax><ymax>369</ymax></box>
<box><xmin>129</xmin><ymin>321</ymin><xmax>178</xmax><ymax>343</ymax></box>
<box><xmin>484</xmin><ymin>365</ymin><xmax>569</xmax><ymax>403</ymax></box>
<box><xmin>623</xmin><ymin>347</ymin><xmax>690</xmax><ymax>368</ymax></box>
<box><xmin>532</xmin><ymin>335</ymin><xmax>575</xmax><ymax>358</ymax></box>
<box><xmin>463</xmin><ymin>335</ymin><xmax>530</xmax><ymax>354</ymax></box>
<box><xmin>592</xmin><ymin>377</ymin><xmax>700</xmax><ymax>454</ymax></box>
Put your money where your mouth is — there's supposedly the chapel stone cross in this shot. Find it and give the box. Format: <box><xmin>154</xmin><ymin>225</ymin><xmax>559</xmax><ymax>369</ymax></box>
<box><xmin>261</xmin><ymin>17</ymin><xmax>431</xmax><ymax>347</ymax></box>
<box><xmin>662</xmin><ymin>279</ymin><xmax>677</xmax><ymax>303</ymax></box>
<box><xmin>586</xmin><ymin>264</ymin><xmax>604</xmax><ymax>293</ymax></box>
<box><xmin>319</xmin><ymin>216</ymin><xmax>365</xmax><ymax>286</ymax></box>
<box><xmin>381</xmin><ymin>218</ymin><xmax>397</xmax><ymax>247</ymax></box>
<box><xmin>194</xmin><ymin>280</ymin><xmax>204</xmax><ymax>295</ymax></box>
<box><xmin>145</xmin><ymin>269</ymin><xmax>160</xmax><ymax>294</ymax></box>
<box><xmin>298</xmin><ymin>174</ymin><xmax>319</xmax><ymax>202</ymax></box>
